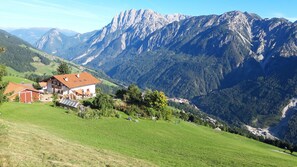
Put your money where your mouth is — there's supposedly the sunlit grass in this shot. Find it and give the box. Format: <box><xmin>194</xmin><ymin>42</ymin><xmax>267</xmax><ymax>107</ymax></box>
<box><xmin>1</xmin><ymin>102</ymin><xmax>297</xmax><ymax>166</ymax></box>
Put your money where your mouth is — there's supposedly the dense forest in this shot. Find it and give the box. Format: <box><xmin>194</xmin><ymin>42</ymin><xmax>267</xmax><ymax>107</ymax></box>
<box><xmin>0</xmin><ymin>30</ymin><xmax>51</xmax><ymax>72</ymax></box>
<box><xmin>194</xmin><ymin>57</ymin><xmax>297</xmax><ymax>143</ymax></box>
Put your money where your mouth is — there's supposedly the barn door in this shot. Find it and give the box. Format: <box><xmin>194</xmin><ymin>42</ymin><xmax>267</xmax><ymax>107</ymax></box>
<box><xmin>19</xmin><ymin>91</ymin><xmax>32</xmax><ymax>103</ymax></box>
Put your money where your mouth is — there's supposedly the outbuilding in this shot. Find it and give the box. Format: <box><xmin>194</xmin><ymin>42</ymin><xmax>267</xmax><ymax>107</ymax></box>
<box><xmin>4</xmin><ymin>82</ymin><xmax>42</xmax><ymax>103</ymax></box>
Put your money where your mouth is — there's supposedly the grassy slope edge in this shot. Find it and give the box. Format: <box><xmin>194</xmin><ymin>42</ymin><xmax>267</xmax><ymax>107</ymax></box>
<box><xmin>0</xmin><ymin>119</ymin><xmax>153</xmax><ymax>166</ymax></box>
<box><xmin>1</xmin><ymin>102</ymin><xmax>297</xmax><ymax>166</ymax></box>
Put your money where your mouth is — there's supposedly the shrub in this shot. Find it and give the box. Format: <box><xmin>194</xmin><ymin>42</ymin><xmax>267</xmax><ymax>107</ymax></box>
<box><xmin>14</xmin><ymin>95</ymin><xmax>19</xmax><ymax>102</ymax></box>
<box><xmin>145</xmin><ymin>107</ymin><xmax>157</xmax><ymax>117</ymax></box>
<box><xmin>125</xmin><ymin>105</ymin><xmax>142</xmax><ymax>117</ymax></box>
<box><xmin>113</xmin><ymin>99</ymin><xmax>127</xmax><ymax>111</ymax></box>
<box><xmin>82</xmin><ymin>99</ymin><xmax>93</xmax><ymax>108</ymax></box>
<box><xmin>52</xmin><ymin>93</ymin><xmax>58</xmax><ymax>107</ymax></box>
<box><xmin>92</xmin><ymin>93</ymin><xmax>114</xmax><ymax>110</ymax></box>
<box><xmin>78</xmin><ymin>108</ymin><xmax>101</xmax><ymax>119</ymax></box>
<box><xmin>179</xmin><ymin>112</ymin><xmax>189</xmax><ymax>121</ymax></box>
<box><xmin>160</xmin><ymin>107</ymin><xmax>173</xmax><ymax>121</ymax></box>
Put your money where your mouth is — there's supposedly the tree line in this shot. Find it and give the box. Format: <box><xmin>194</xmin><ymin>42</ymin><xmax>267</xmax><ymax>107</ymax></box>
<box><xmin>77</xmin><ymin>84</ymin><xmax>171</xmax><ymax>120</ymax></box>
<box><xmin>0</xmin><ymin>65</ymin><xmax>7</xmax><ymax>105</ymax></box>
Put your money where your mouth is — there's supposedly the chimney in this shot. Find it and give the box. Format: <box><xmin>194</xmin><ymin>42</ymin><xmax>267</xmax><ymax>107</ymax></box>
<box><xmin>76</xmin><ymin>73</ymin><xmax>80</xmax><ymax>78</ymax></box>
<box><xmin>64</xmin><ymin>77</ymin><xmax>68</xmax><ymax>82</ymax></box>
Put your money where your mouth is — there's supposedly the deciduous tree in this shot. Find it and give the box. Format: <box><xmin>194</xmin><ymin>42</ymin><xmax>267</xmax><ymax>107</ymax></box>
<box><xmin>92</xmin><ymin>93</ymin><xmax>114</xmax><ymax>111</ymax></box>
<box><xmin>144</xmin><ymin>90</ymin><xmax>167</xmax><ymax>110</ymax></box>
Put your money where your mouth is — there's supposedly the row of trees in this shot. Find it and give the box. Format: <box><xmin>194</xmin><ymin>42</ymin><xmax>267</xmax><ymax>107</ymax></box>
<box><xmin>0</xmin><ymin>65</ymin><xmax>7</xmax><ymax>105</ymax></box>
<box><xmin>78</xmin><ymin>84</ymin><xmax>171</xmax><ymax>120</ymax></box>
<box><xmin>116</xmin><ymin>84</ymin><xmax>167</xmax><ymax>109</ymax></box>
<box><xmin>115</xmin><ymin>84</ymin><xmax>171</xmax><ymax>120</ymax></box>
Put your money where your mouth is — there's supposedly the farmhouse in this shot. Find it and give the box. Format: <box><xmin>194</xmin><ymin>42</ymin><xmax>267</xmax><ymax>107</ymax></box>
<box><xmin>4</xmin><ymin>82</ymin><xmax>42</xmax><ymax>103</ymax></box>
<box><xmin>46</xmin><ymin>72</ymin><xmax>101</xmax><ymax>99</ymax></box>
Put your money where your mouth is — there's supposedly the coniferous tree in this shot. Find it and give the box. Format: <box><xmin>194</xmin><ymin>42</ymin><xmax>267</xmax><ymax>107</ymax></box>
<box><xmin>56</xmin><ymin>61</ymin><xmax>71</xmax><ymax>75</ymax></box>
<box><xmin>126</xmin><ymin>84</ymin><xmax>142</xmax><ymax>104</ymax></box>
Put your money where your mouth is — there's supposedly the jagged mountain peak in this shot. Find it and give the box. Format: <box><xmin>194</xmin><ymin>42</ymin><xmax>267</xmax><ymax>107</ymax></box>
<box><xmin>35</xmin><ymin>28</ymin><xmax>70</xmax><ymax>55</ymax></box>
<box><xmin>109</xmin><ymin>9</ymin><xmax>158</xmax><ymax>32</ymax></box>
<box><xmin>70</xmin><ymin>9</ymin><xmax>189</xmax><ymax>65</ymax></box>
<box><xmin>218</xmin><ymin>10</ymin><xmax>262</xmax><ymax>24</ymax></box>
<box><xmin>109</xmin><ymin>9</ymin><xmax>188</xmax><ymax>33</ymax></box>
<box><xmin>44</xmin><ymin>28</ymin><xmax>65</xmax><ymax>37</ymax></box>
<box><xmin>222</xmin><ymin>10</ymin><xmax>247</xmax><ymax>17</ymax></box>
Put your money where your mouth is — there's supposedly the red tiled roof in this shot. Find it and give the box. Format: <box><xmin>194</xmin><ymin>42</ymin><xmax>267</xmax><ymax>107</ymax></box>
<box><xmin>52</xmin><ymin>72</ymin><xmax>101</xmax><ymax>89</ymax></box>
<box><xmin>4</xmin><ymin>82</ymin><xmax>40</xmax><ymax>96</ymax></box>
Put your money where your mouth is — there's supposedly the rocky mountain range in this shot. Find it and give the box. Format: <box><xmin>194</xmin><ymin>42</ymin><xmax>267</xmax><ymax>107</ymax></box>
<box><xmin>35</xmin><ymin>28</ymin><xmax>95</xmax><ymax>55</ymax></box>
<box><xmin>8</xmin><ymin>28</ymin><xmax>77</xmax><ymax>45</ymax></box>
<box><xmin>23</xmin><ymin>9</ymin><xmax>297</xmax><ymax>143</ymax></box>
<box><xmin>33</xmin><ymin>10</ymin><xmax>297</xmax><ymax>97</ymax></box>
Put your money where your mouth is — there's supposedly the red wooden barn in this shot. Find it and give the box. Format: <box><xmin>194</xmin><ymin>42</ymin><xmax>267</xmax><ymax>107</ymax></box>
<box><xmin>4</xmin><ymin>82</ymin><xmax>42</xmax><ymax>103</ymax></box>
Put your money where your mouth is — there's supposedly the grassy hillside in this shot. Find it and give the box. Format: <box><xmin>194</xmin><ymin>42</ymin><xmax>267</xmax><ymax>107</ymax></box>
<box><xmin>0</xmin><ymin>30</ymin><xmax>113</xmax><ymax>88</ymax></box>
<box><xmin>2</xmin><ymin>76</ymin><xmax>35</xmax><ymax>84</ymax></box>
<box><xmin>0</xmin><ymin>119</ymin><xmax>151</xmax><ymax>167</ymax></box>
<box><xmin>0</xmin><ymin>103</ymin><xmax>297</xmax><ymax>166</ymax></box>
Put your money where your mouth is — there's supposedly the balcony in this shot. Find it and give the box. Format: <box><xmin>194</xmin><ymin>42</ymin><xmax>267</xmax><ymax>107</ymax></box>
<box><xmin>52</xmin><ymin>85</ymin><xmax>62</xmax><ymax>89</ymax></box>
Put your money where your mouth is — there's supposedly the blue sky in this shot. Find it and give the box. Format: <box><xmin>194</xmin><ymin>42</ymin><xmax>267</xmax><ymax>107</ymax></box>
<box><xmin>1</xmin><ymin>0</ymin><xmax>296</xmax><ymax>33</ymax></box>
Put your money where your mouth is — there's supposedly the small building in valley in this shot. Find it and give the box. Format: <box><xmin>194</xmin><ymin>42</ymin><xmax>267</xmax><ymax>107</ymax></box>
<box><xmin>4</xmin><ymin>82</ymin><xmax>42</xmax><ymax>103</ymax></box>
<box><xmin>46</xmin><ymin>72</ymin><xmax>101</xmax><ymax>99</ymax></box>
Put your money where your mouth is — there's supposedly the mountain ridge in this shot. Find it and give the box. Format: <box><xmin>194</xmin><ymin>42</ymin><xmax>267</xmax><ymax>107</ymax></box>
<box><xmin>34</xmin><ymin>9</ymin><xmax>297</xmax><ymax>98</ymax></box>
<box><xmin>32</xmin><ymin>9</ymin><xmax>297</xmax><ymax>143</ymax></box>
<box><xmin>8</xmin><ymin>28</ymin><xmax>77</xmax><ymax>45</ymax></box>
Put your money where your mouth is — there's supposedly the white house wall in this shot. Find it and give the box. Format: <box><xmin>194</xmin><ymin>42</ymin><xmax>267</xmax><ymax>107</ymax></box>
<box><xmin>47</xmin><ymin>79</ymin><xmax>96</xmax><ymax>97</ymax></box>
<box><xmin>47</xmin><ymin>79</ymin><xmax>69</xmax><ymax>94</ymax></box>
<box><xmin>62</xmin><ymin>86</ymin><xmax>70</xmax><ymax>95</ymax></box>
<box><xmin>47</xmin><ymin>80</ymin><xmax>53</xmax><ymax>93</ymax></box>
<box><xmin>70</xmin><ymin>84</ymin><xmax>96</xmax><ymax>97</ymax></box>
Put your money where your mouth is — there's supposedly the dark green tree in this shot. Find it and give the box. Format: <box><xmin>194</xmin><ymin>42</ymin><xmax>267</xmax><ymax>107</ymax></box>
<box><xmin>33</xmin><ymin>83</ymin><xmax>42</xmax><ymax>90</ymax></box>
<box><xmin>126</xmin><ymin>84</ymin><xmax>142</xmax><ymax>104</ymax></box>
<box><xmin>0</xmin><ymin>65</ymin><xmax>7</xmax><ymax>105</ymax></box>
<box><xmin>115</xmin><ymin>89</ymin><xmax>127</xmax><ymax>99</ymax></box>
<box><xmin>92</xmin><ymin>93</ymin><xmax>114</xmax><ymax>111</ymax></box>
<box><xmin>56</xmin><ymin>61</ymin><xmax>71</xmax><ymax>75</ymax></box>
<box><xmin>0</xmin><ymin>65</ymin><xmax>7</xmax><ymax>81</ymax></box>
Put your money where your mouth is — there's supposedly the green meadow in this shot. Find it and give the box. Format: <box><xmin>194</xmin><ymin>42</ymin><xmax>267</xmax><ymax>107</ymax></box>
<box><xmin>0</xmin><ymin>102</ymin><xmax>297</xmax><ymax>166</ymax></box>
<box><xmin>3</xmin><ymin>76</ymin><xmax>35</xmax><ymax>84</ymax></box>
